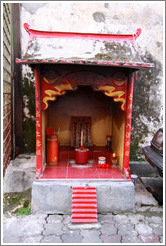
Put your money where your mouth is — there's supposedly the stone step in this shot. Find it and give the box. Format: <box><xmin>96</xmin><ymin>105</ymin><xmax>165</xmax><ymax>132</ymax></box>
<box><xmin>72</xmin><ymin>186</ymin><xmax>97</xmax><ymax>223</ymax></box>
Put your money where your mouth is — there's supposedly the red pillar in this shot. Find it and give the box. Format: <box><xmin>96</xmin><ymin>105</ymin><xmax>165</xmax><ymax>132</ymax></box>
<box><xmin>34</xmin><ymin>66</ymin><xmax>43</xmax><ymax>179</ymax></box>
<box><xmin>122</xmin><ymin>72</ymin><xmax>135</xmax><ymax>179</ymax></box>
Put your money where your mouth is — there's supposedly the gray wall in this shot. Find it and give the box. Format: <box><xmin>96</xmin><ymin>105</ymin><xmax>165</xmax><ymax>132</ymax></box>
<box><xmin>20</xmin><ymin>2</ymin><xmax>163</xmax><ymax>159</ymax></box>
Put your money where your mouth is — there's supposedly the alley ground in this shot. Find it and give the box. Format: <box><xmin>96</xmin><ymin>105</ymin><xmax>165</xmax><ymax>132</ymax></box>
<box><xmin>3</xmin><ymin>204</ymin><xmax>163</xmax><ymax>244</ymax></box>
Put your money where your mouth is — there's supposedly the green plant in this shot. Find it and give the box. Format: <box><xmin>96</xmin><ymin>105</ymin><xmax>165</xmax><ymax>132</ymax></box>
<box><xmin>22</xmin><ymin>72</ymin><xmax>36</xmax><ymax>153</ymax></box>
<box><xmin>16</xmin><ymin>207</ymin><xmax>31</xmax><ymax>216</ymax></box>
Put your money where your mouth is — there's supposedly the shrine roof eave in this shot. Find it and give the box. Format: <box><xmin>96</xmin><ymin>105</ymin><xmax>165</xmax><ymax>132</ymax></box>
<box><xmin>16</xmin><ymin>23</ymin><xmax>154</xmax><ymax>69</ymax></box>
<box><xmin>16</xmin><ymin>58</ymin><xmax>154</xmax><ymax>69</ymax></box>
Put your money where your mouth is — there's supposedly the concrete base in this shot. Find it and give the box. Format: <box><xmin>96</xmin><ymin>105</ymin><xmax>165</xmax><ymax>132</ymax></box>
<box><xmin>31</xmin><ymin>180</ymin><xmax>135</xmax><ymax>214</ymax></box>
<box><xmin>3</xmin><ymin>154</ymin><xmax>36</xmax><ymax>193</ymax></box>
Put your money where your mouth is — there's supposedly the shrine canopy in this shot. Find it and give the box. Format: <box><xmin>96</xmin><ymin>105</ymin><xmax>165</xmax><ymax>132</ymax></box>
<box><xmin>16</xmin><ymin>23</ymin><xmax>154</xmax><ymax>69</ymax></box>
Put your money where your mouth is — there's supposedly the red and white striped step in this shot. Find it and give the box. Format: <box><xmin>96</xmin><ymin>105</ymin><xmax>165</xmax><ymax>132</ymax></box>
<box><xmin>72</xmin><ymin>186</ymin><xmax>97</xmax><ymax>223</ymax></box>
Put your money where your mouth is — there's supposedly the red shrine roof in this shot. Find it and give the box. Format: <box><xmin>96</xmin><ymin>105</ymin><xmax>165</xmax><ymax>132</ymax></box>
<box><xmin>16</xmin><ymin>23</ymin><xmax>154</xmax><ymax>69</ymax></box>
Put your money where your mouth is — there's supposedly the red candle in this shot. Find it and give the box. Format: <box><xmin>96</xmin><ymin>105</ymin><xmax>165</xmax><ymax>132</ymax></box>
<box><xmin>106</xmin><ymin>164</ymin><xmax>110</xmax><ymax>168</ymax></box>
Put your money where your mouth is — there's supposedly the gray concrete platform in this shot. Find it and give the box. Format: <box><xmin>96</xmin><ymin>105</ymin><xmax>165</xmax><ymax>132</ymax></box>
<box><xmin>31</xmin><ymin>179</ymin><xmax>135</xmax><ymax>214</ymax></box>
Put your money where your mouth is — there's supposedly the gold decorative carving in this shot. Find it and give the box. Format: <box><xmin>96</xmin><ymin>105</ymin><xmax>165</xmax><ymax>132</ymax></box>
<box><xmin>95</xmin><ymin>85</ymin><xmax>125</xmax><ymax>111</ymax></box>
<box><xmin>43</xmin><ymin>81</ymin><xmax>73</xmax><ymax>110</ymax></box>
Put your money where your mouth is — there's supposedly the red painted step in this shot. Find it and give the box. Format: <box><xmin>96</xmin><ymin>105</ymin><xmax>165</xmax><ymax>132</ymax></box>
<box><xmin>72</xmin><ymin>204</ymin><xmax>97</xmax><ymax>208</ymax></box>
<box><xmin>72</xmin><ymin>186</ymin><xmax>97</xmax><ymax>223</ymax></box>
<box><xmin>72</xmin><ymin>218</ymin><xmax>97</xmax><ymax>223</ymax></box>
<box><xmin>73</xmin><ymin>187</ymin><xmax>96</xmax><ymax>190</ymax></box>
<box><xmin>72</xmin><ymin>194</ymin><xmax>97</xmax><ymax>198</ymax></box>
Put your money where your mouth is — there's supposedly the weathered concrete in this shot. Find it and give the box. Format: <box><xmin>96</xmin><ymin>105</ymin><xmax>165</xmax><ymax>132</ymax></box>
<box><xmin>135</xmin><ymin>180</ymin><xmax>158</xmax><ymax>206</ymax></box>
<box><xmin>3</xmin><ymin>154</ymin><xmax>36</xmax><ymax>193</ymax></box>
<box><xmin>3</xmin><ymin>214</ymin><xmax>47</xmax><ymax>243</ymax></box>
<box><xmin>31</xmin><ymin>181</ymin><xmax>72</xmax><ymax>214</ymax></box>
<box><xmin>68</xmin><ymin>223</ymin><xmax>101</xmax><ymax>230</ymax></box>
<box><xmin>31</xmin><ymin>180</ymin><xmax>135</xmax><ymax>214</ymax></box>
<box><xmin>140</xmin><ymin>176</ymin><xmax>163</xmax><ymax>204</ymax></box>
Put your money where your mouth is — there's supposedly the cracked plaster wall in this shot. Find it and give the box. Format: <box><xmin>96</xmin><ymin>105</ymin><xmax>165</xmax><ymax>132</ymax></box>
<box><xmin>20</xmin><ymin>2</ymin><xmax>164</xmax><ymax>159</ymax></box>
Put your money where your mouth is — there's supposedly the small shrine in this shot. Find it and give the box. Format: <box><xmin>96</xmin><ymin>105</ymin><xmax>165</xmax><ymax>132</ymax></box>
<box><xmin>16</xmin><ymin>24</ymin><xmax>153</xmax><ymax>215</ymax></box>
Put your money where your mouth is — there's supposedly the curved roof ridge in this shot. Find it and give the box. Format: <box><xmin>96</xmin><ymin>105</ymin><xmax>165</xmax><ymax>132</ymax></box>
<box><xmin>24</xmin><ymin>23</ymin><xmax>141</xmax><ymax>43</ymax></box>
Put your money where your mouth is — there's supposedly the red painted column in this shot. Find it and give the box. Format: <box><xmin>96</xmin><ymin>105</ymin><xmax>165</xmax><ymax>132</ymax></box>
<box><xmin>122</xmin><ymin>72</ymin><xmax>135</xmax><ymax>179</ymax></box>
<box><xmin>34</xmin><ymin>66</ymin><xmax>43</xmax><ymax>179</ymax></box>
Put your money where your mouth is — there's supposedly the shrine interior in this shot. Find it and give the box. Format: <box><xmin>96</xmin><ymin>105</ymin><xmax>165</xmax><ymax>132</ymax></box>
<box><xmin>41</xmin><ymin>85</ymin><xmax>126</xmax><ymax>179</ymax></box>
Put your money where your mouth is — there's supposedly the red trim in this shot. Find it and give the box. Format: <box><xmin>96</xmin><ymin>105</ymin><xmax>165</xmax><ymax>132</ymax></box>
<box><xmin>122</xmin><ymin>73</ymin><xmax>135</xmax><ymax>179</ymax></box>
<box><xmin>35</xmin><ymin>67</ymin><xmax>43</xmax><ymax>179</ymax></box>
<box><xmin>24</xmin><ymin>23</ymin><xmax>141</xmax><ymax>42</ymax></box>
<box><xmin>16</xmin><ymin>58</ymin><xmax>154</xmax><ymax>68</ymax></box>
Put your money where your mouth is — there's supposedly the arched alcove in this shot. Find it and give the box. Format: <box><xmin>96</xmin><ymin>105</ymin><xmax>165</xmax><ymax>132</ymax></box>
<box><xmin>45</xmin><ymin>86</ymin><xmax>113</xmax><ymax>146</ymax></box>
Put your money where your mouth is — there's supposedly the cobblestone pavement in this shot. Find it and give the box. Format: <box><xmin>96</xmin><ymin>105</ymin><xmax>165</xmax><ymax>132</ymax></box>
<box><xmin>3</xmin><ymin>205</ymin><xmax>163</xmax><ymax>244</ymax></box>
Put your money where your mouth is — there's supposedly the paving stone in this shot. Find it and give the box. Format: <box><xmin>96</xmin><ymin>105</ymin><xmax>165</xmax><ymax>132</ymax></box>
<box><xmin>145</xmin><ymin>216</ymin><xmax>162</xmax><ymax>224</ymax></box>
<box><xmin>61</xmin><ymin>231</ymin><xmax>82</xmax><ymax>243</ymax></box>
<box><xmin>149</xmin><ymin>223</ymin><xmax>163</xmax><ymax>235</ymax></box>
<box><xmin>19</xmin><ymin>235</ymin><xmax>43</xmax><ymax>243</ymax></box>
<box><xmin>47</xmin><ymin>214</ymin><xmax>63</xmax><ymax>223</ymax></box>
<box><xmin>43</xmin><ymin>222</ymin><xmax>63</xmax><ymax>236</ymax></box>
<box><xmin>81</xmin><ymin>229</ymin><xmax>100</xmax><ymax>237</ymax></box>
<box><xmin>138</xmin><ymin>234</ymin><xmax>160</xmax><ymax>243</ymax></box>
<box><xmin>81</xmin><ymin>230</ymin><xmax>102</xmax><ymax>243</ymax></box>
<box><xmin>98</xmin><ymin>214</ymin><xmax>114</xmax><ymax>223</ymax></box>
<box><xmin>121</xmin><ymin>235</ymin><xmax>141</xmax><ymax>243</ymax></box>
<box><xmin>101</xmin><ymin>223</ymin><xmax>117</xmax><ymax>235</ymax></box>
<box><xmin>62</xmin><ymin>225</ymin><xmax>71</xmax><ymax>234</ymax></box>
<box><xmin>41</xmin><ymin>235</ymin><xmax>62</xmax><ymax>243</ymax></box>
<box><xmin>135</xmin><ymin>224</ymin><xmax>153</xmax><ymax>235</ymax></box>
<box><xmin>127</xmin><ymin>214</ymin><xmax>145</xmax><ymax>225</ymax></box>
<box><xmin>3</xmin><ymin>216</ymin><xmax>17</xmax><ymax>225</ymax></box>
<box><xmin>3</xmin><ymin>215</ymin><xmax>46</xmax><ymax>240</ymax></box>
<box><xmin>63</xmin><ymin>215</ymin><xmax>71</xmax><ymax>224</ymax></box>
<box><xmin>113</xmin><ymin>214</ymin><xmax>130</xmax><ymax>224</ymax></box>
<box><xmin>3</xmin><ymin>235</ymin><xmax>21</xmax><ymax>243</ymax></box>
<box><xmin>117</xmin><ymin>223</ymin><xmax>137</xmax><ymax>236</ymax></box>
<box><xmin>100</xmin><ymin>234</ymin><xmax>121</xmax><ymax>243</ymax></box>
